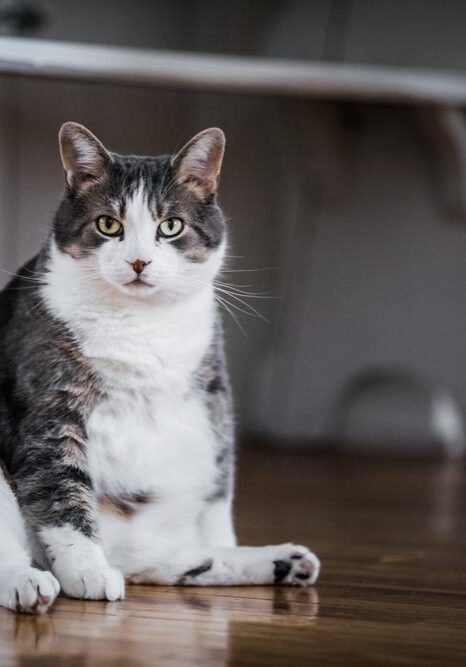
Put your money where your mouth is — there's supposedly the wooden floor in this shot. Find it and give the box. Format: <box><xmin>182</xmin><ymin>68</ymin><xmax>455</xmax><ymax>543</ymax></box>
<box><xmin>1</xmin><ymin>449</ymin><xmax>465</xmax><ymax>666</ymax></box>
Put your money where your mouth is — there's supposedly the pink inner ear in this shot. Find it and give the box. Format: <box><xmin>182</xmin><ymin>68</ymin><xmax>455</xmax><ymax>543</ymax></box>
<box><xmin>174</xmin><ymin>131</ymin><xmax>224</xmax><ymax>195</ymax></box>
<box><xmin>68</xmin><ymin>138</ymin><xmax>106</xmax><ymax>178</ymax></box>
<box><xmin>60</xmin><ymin>123</ymin><xmax>111</xmax><ymax>188</ymax></box>
<box><xmin>181</xmin><ymin>143</ymin><xmax>217</xmax><ymax>181</ymax></box>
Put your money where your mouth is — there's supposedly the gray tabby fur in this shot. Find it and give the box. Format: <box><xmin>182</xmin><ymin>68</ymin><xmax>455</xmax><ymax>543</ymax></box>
<box><xmin>0</xmin><ymin>125</ymin><xmax>232</xmax><ymax>536</ymax></box>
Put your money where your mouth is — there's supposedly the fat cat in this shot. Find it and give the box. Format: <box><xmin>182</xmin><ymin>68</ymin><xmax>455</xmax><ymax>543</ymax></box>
<box><xmin>0</xmin><ymin>123</ymin><xmax>320</xmax><ymax>613</ymax></box>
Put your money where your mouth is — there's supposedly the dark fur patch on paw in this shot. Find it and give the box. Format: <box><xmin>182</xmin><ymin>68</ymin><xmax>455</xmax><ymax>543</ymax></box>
<box><xmin>178</xmin><ymin>558</ymin><xmax>214</xmax><ymax>585</ymax></box>
<box><xmin>273</xmin><ymin>560</ymin><xmax>292</xmax><ymax>583</ymax></box>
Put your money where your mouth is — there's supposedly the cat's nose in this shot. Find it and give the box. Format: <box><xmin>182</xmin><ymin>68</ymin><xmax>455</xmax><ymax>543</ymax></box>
<box><xmin>127</xmin><ymin>259</ymin><xmax>151</xmax><ymax>275</ymax></box>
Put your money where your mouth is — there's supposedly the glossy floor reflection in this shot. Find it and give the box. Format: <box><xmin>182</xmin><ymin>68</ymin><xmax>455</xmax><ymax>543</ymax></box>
<box><xmin>1</xmin><ymin>449</ymin><xmax>465</xmax><ymax>666</ymax></box>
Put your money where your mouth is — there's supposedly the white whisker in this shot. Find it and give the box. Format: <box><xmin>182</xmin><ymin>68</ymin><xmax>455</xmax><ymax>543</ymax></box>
<box><xmin>0</xmin><ymin>267</ymin><xmax>45</xmax><ymax>283</ymax></box>
<box><xmin>215</xmin><ymin>294</ymin><xmax>247</xmax><ymax>337</ymax></box>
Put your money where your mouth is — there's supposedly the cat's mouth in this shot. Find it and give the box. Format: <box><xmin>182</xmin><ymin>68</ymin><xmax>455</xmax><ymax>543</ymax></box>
<box><xmin>124</xmin><ymin>277</ymin><xmax>154</xmax><ymax>289</ymax></box>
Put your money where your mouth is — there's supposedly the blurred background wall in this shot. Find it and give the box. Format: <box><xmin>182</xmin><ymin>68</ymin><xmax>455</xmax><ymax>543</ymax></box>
<box><xmin>0</xmin><ymin>0</ymin><xmax>466</xmax><ymax>454</ymax></box>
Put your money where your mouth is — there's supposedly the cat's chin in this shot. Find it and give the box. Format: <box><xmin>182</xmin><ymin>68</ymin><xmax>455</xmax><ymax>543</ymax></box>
<box><xmin>116</xmin><ymin>278</ymin><xmax>158</xmax><ymax>298</ymax></box>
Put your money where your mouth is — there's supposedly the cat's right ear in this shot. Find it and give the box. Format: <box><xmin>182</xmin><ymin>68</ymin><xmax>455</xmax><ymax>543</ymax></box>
<box><xmin>59</xmin><ymin>122</ymin><xmax>112</xmax><ymax>190</ymax></box>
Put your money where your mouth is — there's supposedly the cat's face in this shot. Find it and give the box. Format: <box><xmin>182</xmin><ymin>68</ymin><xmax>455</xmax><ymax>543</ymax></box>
<box><xmin>53</xmin><ymin>123</ymin><xmax>226</xmax><ymax>301</ymax></box>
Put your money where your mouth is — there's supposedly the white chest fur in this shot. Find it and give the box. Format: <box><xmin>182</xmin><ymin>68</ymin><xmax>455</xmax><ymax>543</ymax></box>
<box><xmin>84</xmin><ymin>297</ymin><xmax>218</xmax><ymax>501</ymax></box>
<box><xmin>41</xmin><ymin>257</ymin><xmax>219</xmax><ymax>503</ymax></box>
<box><xmin>87</xmin><ymin>386</ymin><xmax>218</xmax><ymax>502</ymax></box>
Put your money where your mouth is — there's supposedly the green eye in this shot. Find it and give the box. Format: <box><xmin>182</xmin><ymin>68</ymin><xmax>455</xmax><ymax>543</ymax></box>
<box><xmin>96</xmin><ymin>216</ymin><xmax>123</xmax><ymax>237</ymax></box>
<box><xmin>158</xmin><ymin>218</ymin><xmax>184</xmax><ymax>238</ymax></box>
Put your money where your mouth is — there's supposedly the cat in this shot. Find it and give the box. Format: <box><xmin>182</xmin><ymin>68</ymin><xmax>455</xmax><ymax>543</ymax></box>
<box><xmin>0</xmin><ymin>122</ymin><xmax>320</xmax><ymax>613</ymax></box>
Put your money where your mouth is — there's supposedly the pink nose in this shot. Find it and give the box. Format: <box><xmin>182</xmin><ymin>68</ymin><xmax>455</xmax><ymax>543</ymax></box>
<box><xmin>127</xmin><ymin>259</ymin><xmax>151</xmax><ymax>274</ymax></box>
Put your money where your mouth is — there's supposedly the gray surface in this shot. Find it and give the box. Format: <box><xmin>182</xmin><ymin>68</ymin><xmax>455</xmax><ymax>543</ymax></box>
<box><xmin>252</xmin><ymin>106</ymin><xmax>466</xmax><ymax>443</ymax></box>
<box><xmin>0</xmin><ymin>36</ymin><xmax>465</xmax><ymax>105</ymax></box>
<box><xmin>10</xmin><ymin>1</ymin><xmax>466</xmax><ymax>71</ymax></box>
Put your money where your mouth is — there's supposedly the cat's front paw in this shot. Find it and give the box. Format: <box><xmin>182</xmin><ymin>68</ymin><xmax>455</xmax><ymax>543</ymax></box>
<box><xmin>57</xmin><ymin>565</ymin><xmax>125</xmax><ymax>601</ymax></box>
<box><xmin>0</xmin><ymin>567</ymin><xmax>60</xmax><ymax>614</ymax></box>
<box><xmin>273</xmin><ymin>544</ymin><xmax>320</xmax><ymax>586</ymax></box>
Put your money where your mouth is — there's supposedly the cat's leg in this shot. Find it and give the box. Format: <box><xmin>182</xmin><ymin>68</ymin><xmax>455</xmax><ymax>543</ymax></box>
<box><xmin>99</xmin><ymin>501</ymin><xmax>318</xmax><ymax>587</ymax></box>
<box><xmin>13</xmin><ymin>411</ymin><xmax>124</xmax><ymax>602</ymax></box>
<box><xmin>0</xmin><ymin>469</ymin><xmax>59</xmax><ymax>613</ymax></box>
<box><xmin>127</xmin><ymin>543</ymin><xmax>320</xmax><ymax>587</ymax></box>
<box><xmin>200</xmin><ymin>496</ymin><xmax>237</xmax><ymax>547</ymax></box>
<box><xmin>39</xmin><ymin>525</ymin><xmax>125</xmax><ymax>601</ymax></box>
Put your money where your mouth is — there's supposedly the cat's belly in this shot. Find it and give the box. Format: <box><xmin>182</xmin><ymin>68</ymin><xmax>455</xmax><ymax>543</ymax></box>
<box><xmin>87</xmin><ymin>385</ymin><xmax>218</xmax><ymax>509</ymax></box>
<box><xmin>87</xmin><ymin>385</ymin><xmax>219</xmax><ymax>568</ymax></box>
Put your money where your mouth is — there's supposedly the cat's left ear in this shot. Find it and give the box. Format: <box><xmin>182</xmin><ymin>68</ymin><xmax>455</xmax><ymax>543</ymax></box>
<box><xmin>171</xmin><ymin>128</ymin><xmax>225</xmax><ymax>199</ymax></box>
<box><xmin>59</xmin><ymin>122</ymin><xmax>112</xmax><ymax>190</ymax></box>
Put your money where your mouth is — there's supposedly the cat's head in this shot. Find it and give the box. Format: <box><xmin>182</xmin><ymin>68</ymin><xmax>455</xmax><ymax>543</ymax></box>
<box><xmin>53</xmin><ymin>122</ymin><xmax>226</xmax><ymax>301</ymax></box>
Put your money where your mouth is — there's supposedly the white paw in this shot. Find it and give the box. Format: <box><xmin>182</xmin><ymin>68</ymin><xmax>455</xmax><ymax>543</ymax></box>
<box><xmin>0</xmin><ymin>567</ymin><xmax>60</xmax><ymax>614</ymax></box>
<box><xmin>272</xmin><ymin>544</ymin><xmax>321</xmax><ymax>586</ymax></box>
<box><xmin>57</xmin><ymin>565</ymin><xmax>125</xmax><ymax>601</ymax></box>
